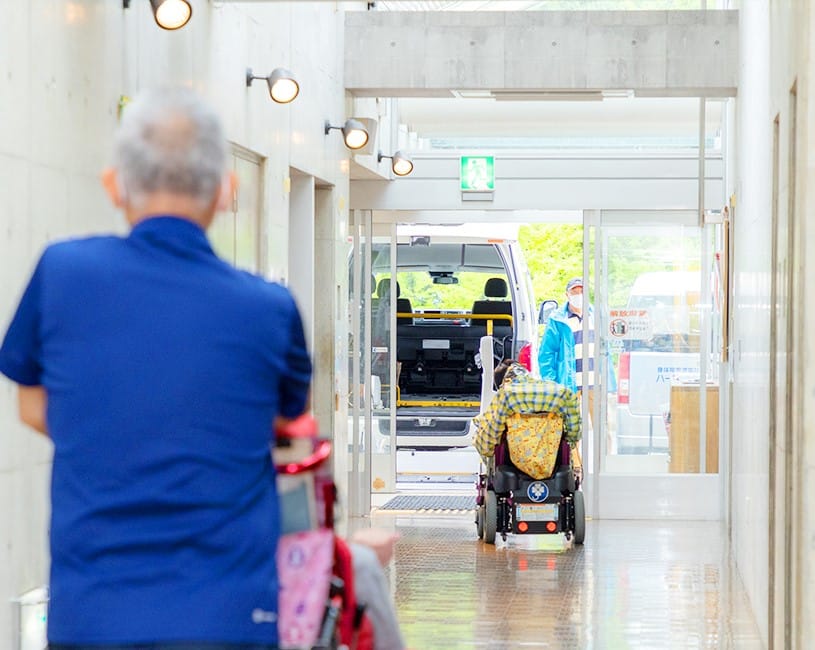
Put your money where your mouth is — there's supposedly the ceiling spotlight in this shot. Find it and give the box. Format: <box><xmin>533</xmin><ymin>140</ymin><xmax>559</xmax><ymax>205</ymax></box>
<box><xmin>246</xmin><ymin>68</ymin><xmax>299</xmax><ymax>104</ymax></box>
<box><xmin>324</xmin><ymin>119</ymin><xmax>369</xmax><ymax>150</ymax></box>
<box><xmin>149</xmin><ymin>0</ymin><xmax>191</xmax><ymax>30</ymax></box>
<box><xmin>378</xmin><ymin>150</ymin><xmax>414</xmax><ymax>176</ymax></box>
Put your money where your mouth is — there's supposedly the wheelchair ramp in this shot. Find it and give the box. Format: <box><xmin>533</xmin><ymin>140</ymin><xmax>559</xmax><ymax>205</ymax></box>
<box><xmin>378</xmin><ymin>495</ymin><xmax>475</xmax><ymax>512</ymax></box>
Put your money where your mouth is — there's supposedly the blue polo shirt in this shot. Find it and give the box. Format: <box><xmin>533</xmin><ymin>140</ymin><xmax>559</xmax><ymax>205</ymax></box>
<box><xmin>0</xmin><ymin>216</ymin><xmax>312</xmax><ymax>645</ymax></box>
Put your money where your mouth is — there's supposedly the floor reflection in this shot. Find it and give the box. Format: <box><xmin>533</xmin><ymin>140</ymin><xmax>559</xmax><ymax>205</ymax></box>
<box><xmin>360</xmin><ymin>513</ymin><xmax>764</xmax><ymax>649</ymax></box>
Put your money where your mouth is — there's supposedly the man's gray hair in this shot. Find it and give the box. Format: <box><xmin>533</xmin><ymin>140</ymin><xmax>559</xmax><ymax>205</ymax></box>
<box><xmin>113</xmin><ymin>87</ymin><xmax>228</xmax><ymax>207</ymax></box>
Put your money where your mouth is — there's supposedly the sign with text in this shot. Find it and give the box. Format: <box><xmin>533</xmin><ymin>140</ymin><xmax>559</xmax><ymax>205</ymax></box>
<box><xmin>460</xmin><ymin>155</ymin><xmax>495</xmax><ymax>192</ymax></box>
<box><xmin>608</xmin><ymin>309</ymin><xmax>653</xmax><ymax>340</ymax></box>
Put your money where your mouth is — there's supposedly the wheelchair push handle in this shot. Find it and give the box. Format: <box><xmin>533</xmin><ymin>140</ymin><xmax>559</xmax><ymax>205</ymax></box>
<box><xmin>274</xmin><ymin>414</ymin><xmax>332</xmax><ymax>475</ymax></box>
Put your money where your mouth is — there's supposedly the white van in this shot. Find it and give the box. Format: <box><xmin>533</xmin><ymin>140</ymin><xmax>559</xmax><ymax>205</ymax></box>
<box><xmin>616</xmin><ymin>270</ymin><xmax>702</xmax><ymax>454</ymax></box>
<box><xmin>368</xmin><ymin>224</ymin><xmax>538</xmax><ymax>449</ymax></box>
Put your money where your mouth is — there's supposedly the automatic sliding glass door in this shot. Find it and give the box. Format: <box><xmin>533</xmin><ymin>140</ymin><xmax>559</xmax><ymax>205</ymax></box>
<box><xmin>348</xmin><ymin>213</ymin><xmax>397</xmax><ymax>517</ymax></box>
<box><xmin>584</xmin><ymin>210</ymin><xmax>723</xmax><ymax>519</ymax></box>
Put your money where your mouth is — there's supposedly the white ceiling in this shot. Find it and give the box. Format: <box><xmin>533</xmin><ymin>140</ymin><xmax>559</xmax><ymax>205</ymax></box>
<box><xmin>373</xmin><ymin>0</ymin><xmax>717</xmax><ymax>12</ymax></box>
<box><xmin>397</xmin><ymin>97</ymin><xmax>724</xmax><ymax>140</ymax></box>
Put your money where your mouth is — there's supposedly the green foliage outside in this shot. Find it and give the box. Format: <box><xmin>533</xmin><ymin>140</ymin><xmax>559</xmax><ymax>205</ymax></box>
<box><xmin>519</xmin><ymin>223</ymin><xmax>585</xmax><ymax>308</ymax></box>
<box><xmin>518</xmin><ymin>223</ymin><xmax>702</xmax><ymax>310</ymax></box>
<box><xmin>396</xmin><ymin>271</ymin><xmax>491</xmax><ymax>310</ymax></box>
<box><xmin>374</xmin><ymin>226</ymin><xmax>703</xmax><ymax>317</ymax></box>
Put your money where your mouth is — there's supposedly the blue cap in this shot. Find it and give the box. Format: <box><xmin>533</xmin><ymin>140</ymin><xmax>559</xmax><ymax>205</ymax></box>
<box><xmin>566</xmin><ymin>277</ymin><xmax>583</xmax><ymax>292</ymax></box>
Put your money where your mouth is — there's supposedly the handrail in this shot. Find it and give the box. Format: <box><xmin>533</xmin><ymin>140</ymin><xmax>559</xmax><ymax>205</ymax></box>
<box><xmin>397</xmin><ymin>399</ymin><xmax>481</xmax><ymax>408</ymax></box>
<box><xmin>276</xmin><ymin>439</ymin><xmax>332</xmax><ymax>475</ymax></box>
<box><xmin>396</xmin><ymin>312</ymin><xmax>513</xmax><ymax>325</ymax></box>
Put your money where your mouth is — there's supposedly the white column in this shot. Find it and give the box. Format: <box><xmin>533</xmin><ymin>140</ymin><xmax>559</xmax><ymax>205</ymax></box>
<box><xmin>732</xmin><ymin>0</ymin><xmax>771</xmax><ymax>645</ymax></box>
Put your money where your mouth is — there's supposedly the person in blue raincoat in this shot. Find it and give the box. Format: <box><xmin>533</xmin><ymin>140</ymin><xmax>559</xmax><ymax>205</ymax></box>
<box><xmin>538</xmin><ymin>278</ymin><xmax>616</xmax><ymax>419</ymax></box>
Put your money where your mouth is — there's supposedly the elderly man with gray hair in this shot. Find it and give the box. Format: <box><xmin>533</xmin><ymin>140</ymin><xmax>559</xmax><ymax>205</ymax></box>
<box><xmin>0</xmin><ymin>88</ymin><xmax>312</xmax><ymax>649</ymax></box>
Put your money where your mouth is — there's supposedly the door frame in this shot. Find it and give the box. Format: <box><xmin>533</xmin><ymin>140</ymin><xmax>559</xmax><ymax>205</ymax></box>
<box><xmin>583</xmin><ymin>209</ymin><xmax>723</xmax><ymax>520</ymax></box>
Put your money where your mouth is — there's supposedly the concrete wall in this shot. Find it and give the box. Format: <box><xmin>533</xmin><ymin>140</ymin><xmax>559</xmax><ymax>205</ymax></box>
<box><xmin>765</xmin><ymin>2</ymin><xmax>815</xmax><ymax>647</ymax></box>
<box><xmin>351</xmin><ymin>153</ymin><xmax>724</xmax><ymax>211</ymax></box>
<box><xmin>730</xmin><ymin>1</ymin><xmax>771</xmax><ymax>644</ymax></box>
<box><xmin>346</xmin><ymin>10</ymin><xmax>739</xmax><ymax>98</ymax></box>
<box><xmin>0</xmin><ymin>0</ymin><xmax>356</xmax><ymax>644</ymax></box>
<box><xmin>793</xmin><ymin>2</ymin><xmax>815</xmax><ymax>644</ymax></box>
<box><xmin>731</xmin><ymin>0</ymin><xmax>813</xmax><ymax>646</ymax></box>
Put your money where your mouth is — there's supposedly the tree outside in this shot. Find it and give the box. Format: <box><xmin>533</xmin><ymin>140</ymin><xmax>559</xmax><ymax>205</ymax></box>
<box><xmin>518</xmin><ymin>223</ymin><xmax>702</xmax><ymax>311</ymax></box>
<box><xmin>519</xmin><ymin>223</ymin><xmax>585</xmax><ymax>308</ymax></box>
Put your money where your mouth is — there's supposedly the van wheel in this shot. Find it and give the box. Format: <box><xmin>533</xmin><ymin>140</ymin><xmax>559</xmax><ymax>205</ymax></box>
<box><xmin>484</xmin><ymin>491</ymin><xmax>498</xmax><ymax>545</ymax></box>
<box><xmin>572</xmin><ymin>491</ymin><xmax>585</xmax><ymax>545</ymax></box>
<box><xmin>476</xmin><ymin>504</ymin><xmax>485</xmax><ymax>539</ymax></box>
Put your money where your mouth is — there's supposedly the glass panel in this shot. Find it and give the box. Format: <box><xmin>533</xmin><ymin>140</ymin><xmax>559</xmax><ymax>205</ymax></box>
<box><xmin>209</xmin><ymin>211</ymin><xmax>235</xmax><ymax>263</ymax></box>
<box><xmin>347</xmin><ymin>224</ymin><xmax>397</xmax><ymax>511</ymax></box>
<box><xmin>234</xmin><ymin>156</ymin><xmax>261</xmax><ymax>273</ymax></box>
<box><xmin>347</xmin><ymin>220</ymin><xmax>370</xmax><ymax>515</ymax></box>
<box><xmin>371</xmin><ymin>234</ymin><xmax>397</xmax><ymax>493</ymax></box>
<box><xmin>600</xmin><ymin>221</ymin><xmax>717</xmax><ymax>474</ymax></box>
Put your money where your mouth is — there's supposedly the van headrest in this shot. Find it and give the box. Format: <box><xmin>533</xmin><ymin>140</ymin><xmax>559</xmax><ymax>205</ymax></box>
<box><xmin>484</xmin><ymin>277</ymin><xmax>508</xmax><ymax>298</ymax></box>
<box><xmin>376</xmin><ymin>279</ymin><xmax>401</xmax><ymax>298</ymax></box>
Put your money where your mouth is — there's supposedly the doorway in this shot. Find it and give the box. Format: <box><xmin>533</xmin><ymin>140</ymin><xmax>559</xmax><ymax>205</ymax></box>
<box><xmin>584</xmin><ymin>210</ymin><xmax>723</xmax><ymax>519</ymax></box>
<box><xmin>346</xmin><ymin>209</ymin><xmax>725</xmax><ymax>520</ymax></box>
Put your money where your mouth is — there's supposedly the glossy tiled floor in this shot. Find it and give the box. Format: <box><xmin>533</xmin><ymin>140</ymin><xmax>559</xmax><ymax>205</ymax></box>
<box><xmin>357</xmin><ymin>513</ymin><xmax>764</xmax><ymax>649</ymax></box>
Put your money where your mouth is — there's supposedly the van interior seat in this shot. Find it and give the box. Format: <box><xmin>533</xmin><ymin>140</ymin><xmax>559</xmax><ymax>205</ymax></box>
<box><xmin>471</xmin><ymin>277</ymin><xmax>513</xmax><ymax>320</ymax></box>
<box><xmin>376</xmin><ymin>278</ymin><xmax>413</xmax><ymax>325</ymax></box>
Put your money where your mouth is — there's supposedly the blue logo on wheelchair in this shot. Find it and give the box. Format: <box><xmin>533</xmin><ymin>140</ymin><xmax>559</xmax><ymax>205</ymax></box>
<box><xmin>527</xmin><ymin>482</ymin><xmax>549</xmax><ymax>502</ymax></box>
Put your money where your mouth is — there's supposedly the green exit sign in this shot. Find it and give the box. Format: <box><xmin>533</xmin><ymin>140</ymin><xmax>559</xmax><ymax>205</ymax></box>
<box><xmin>460</xmin><ymin>155</ymin><xmax>495</xmax><ymax>192</ymax></box>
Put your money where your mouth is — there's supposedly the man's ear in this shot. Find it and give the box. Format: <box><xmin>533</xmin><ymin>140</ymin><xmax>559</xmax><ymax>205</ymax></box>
<box><xmin>101</xmin><ymin>168</ymin><xmax>126</xmax><ymax>208</ymax></box>
<box><xmin>215</xmin><ymin>171</ymin><xmax>238</xmax><ymax>212</ymax></box>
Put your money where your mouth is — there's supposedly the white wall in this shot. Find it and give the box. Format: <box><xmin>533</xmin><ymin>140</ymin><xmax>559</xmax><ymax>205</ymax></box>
<box><xmin>730</xmin><ymin>0</ymin><xmax>771</xmax><ymax>644</ymax></box>
<box><xmin>766</xmin><ymin>2</ymin><xmax>815</xmax><ymax>647</ymax></box>
<box><xmin>0</xmin><ymin>0</ymin><xmax>356</xmax><ymax>644</ymax></box>
<box><xmin>731</xmin><ymin>0</ymin><xmax>815</xmax><ymax>646</ymax></box>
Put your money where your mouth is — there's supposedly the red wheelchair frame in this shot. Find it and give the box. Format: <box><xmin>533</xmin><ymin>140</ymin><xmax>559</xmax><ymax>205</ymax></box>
<box><xmin>275</xmin><ymin>416</ymin><xmax>373</xmax><ymax>650</ymax></box>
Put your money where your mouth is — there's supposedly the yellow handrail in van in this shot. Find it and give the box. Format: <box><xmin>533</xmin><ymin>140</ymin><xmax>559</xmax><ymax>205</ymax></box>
<box><xmin>396</xmin><ymin>312</ymin><xmax>513</xmax><ymax>325</ymax></box>
<box><xmin>397</xmin><ymin>399</ymin><xmax>481</xmax><ymax>408</ymax></box>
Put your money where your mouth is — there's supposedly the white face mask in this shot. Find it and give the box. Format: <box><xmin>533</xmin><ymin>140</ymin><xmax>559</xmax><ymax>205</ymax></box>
<box><xmin>568</xmin><ymin>294</ymin><xmax>583</xmax><ymax>311</ymax></box>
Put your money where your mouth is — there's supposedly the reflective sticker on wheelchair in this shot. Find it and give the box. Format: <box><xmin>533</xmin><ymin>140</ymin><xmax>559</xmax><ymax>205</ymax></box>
<box><xmin>527</xmin><ymin>482</ymin><xmax>549</xmax><ymax>502</ymax></box>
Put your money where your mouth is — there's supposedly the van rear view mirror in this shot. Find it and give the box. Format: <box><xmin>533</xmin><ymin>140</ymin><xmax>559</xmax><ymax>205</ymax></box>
<box><xmin>539</xmin><ymin>299</ymin><xmax>558</xmax><ymax>325</ymax></box>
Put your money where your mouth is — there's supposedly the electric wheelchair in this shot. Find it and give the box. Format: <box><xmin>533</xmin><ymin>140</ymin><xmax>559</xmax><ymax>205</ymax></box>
<box><xmin>475</xmin><ymin>414</ymin><xmax>586</xmax><ymax>546</ymax></box>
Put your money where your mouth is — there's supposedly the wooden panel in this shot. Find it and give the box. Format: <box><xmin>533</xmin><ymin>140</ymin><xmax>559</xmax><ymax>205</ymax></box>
<box><xmin>669</xmin><ymin>385</ymin><xmax>719</xmax><ymax>473</ymax></box>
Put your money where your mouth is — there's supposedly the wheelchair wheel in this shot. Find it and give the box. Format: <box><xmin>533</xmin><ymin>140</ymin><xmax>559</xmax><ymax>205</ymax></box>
<box><xmin>572</xmin><ymin>490</ymin><xmax>585</xmax><ymax>545</ymax></box>
<box><xmin>484</xmin><ymin>490</ymin><xmax>498</xmax><ymax>545</ymax></box>
<box><xmin>476</xmin><ymin>504</ymin><xmax>485</xmax><ymax>539</ymax></box>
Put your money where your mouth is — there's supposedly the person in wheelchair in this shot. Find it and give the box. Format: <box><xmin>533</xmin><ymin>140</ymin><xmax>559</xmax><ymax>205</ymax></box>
<box><xmin>473</xmin><ymin>360</ymin><xmax>586</xmax><ymax>545</ymax></box>
<box><xmin>472</xmin><ymin>359</ymin><xmax>582</xmax><ymax>480</ymax></box>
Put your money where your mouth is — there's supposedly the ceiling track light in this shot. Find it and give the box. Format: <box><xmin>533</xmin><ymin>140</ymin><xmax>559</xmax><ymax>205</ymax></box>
<box><xmin>378</xmin><ymin>150</ymin><xmax>414</xmax><ymax>177</ymax></box>
<box><xmin>124</xmin><ymin>0</ymin><xmax>192</xmax><ymax>30</ymax></box>
<box><xmin>246</xmin><ymin>67</ymin><xmax>299</xmax><ymax>104</ymax></box>
<box><xmin>324</xmin><ymin>119</ymin><xmax>369</xmax><ymax>151</ymax></box>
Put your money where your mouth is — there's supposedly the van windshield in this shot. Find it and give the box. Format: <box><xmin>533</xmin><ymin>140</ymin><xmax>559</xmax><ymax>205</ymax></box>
<box><xmin>370</xmin><ymin>242</ymin><xmax>512</xmax><ymax>314</ymax></box>
<box><xmin>389</xmin><ymin>270</ymin><xmax>509</xmax><ymax>312</ymax></box>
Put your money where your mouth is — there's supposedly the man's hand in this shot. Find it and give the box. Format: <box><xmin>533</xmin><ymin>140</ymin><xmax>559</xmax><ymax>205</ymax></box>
<box><xmin>350</xmin><ymin>527</ymin><xmax>400</xmax><ymax>567</ymax></box>
<box><xmin>18</xmin><ymin>385</ymin><xmax>48</xmax><ymax>436</ymax></box>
